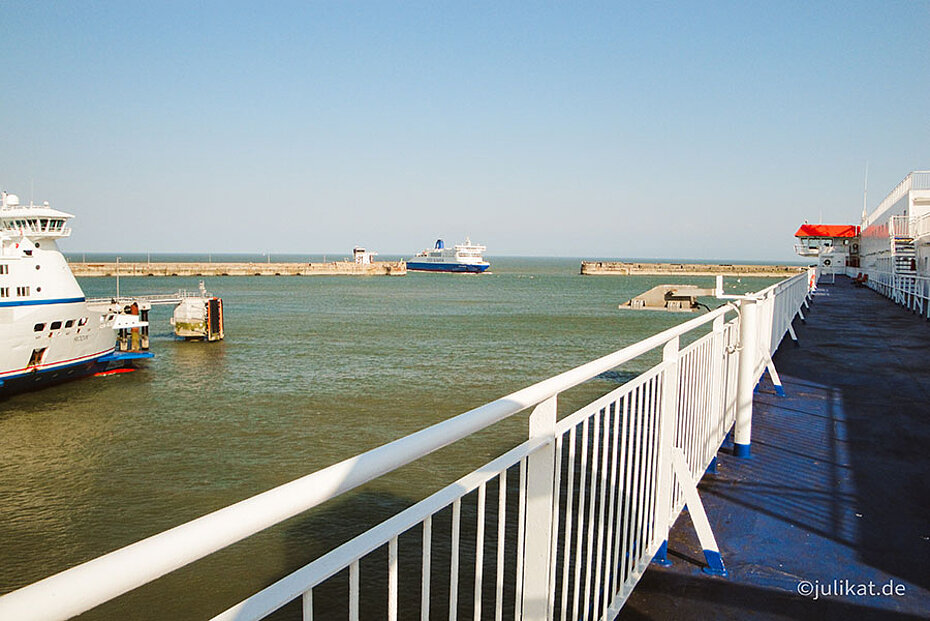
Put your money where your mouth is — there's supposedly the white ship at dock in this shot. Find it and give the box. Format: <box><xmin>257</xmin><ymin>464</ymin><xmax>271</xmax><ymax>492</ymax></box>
<box><xmin>0</xmin><ymin>190</ymin><xmax>151</xmax><ymax>395</ymax></box>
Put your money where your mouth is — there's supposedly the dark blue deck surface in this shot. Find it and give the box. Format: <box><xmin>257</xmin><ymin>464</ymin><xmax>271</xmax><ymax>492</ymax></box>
<box><xmin>620</xmin><ymin>276</ymin><xmax>930</xmax><ymax>620</ymax></box>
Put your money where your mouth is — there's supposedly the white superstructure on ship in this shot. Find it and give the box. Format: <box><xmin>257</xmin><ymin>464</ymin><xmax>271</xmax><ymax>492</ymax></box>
<box><xmin>406</xmin><ymin>238</ymin><xmax>490</xmax><ymax>273</ymax></box>
<box><xmin>793</xmin><ymin>171</ymin><xmax>930</xmax><ymax>286</ymax></box>
<box><xmin>858</xmin><ymin>171</ymin><xmax>930</xmax><ymax>277</ymax></box>
<box><xmin>0</xmin><ymin>190</ymin><xmax>150</xmax><ymax>395</ymax></box>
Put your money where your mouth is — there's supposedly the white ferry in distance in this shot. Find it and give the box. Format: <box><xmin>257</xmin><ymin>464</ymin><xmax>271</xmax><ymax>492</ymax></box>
<box><xmin>406</xmin><ymin>238</ymin><xmax>490</xmax><ymax>273</ymax></box>
<box><xmin>0</xmin><ymin>189</ymin><xmax>151</xmax><ymax>396</ymax></box>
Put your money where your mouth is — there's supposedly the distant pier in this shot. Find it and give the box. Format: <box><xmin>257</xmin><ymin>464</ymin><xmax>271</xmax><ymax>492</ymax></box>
<box><xmin>580</xmin><ymin>261</ymin><xmax>805</xmax><ymax>277</ymax></box>
<box><xmin>70</xmin><ymin>261</ymin><xmax>407</xmax><ymax>277</ymax></box>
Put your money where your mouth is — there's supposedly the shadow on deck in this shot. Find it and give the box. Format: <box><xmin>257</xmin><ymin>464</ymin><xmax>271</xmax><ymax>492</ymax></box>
<box><xmin>620</xmin><ymin>276</ymin><xmax>930</xmax><ymax>620</ymax></box>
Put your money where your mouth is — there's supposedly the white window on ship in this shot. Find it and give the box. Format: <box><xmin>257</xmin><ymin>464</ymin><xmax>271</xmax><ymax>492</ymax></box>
<box><xmin>16</xmin><ymin>286</ymin><xmax>30</xmax><ymax>296</ymax></box>
<box><xmin>0</xmin><ymin>264</ymin><xmax>8</xmax><ymax>274</ymax></box>
<box><xmin>0</xmin><ymin>287</ymin><xmax>9</xmax><ymax>297</ymax></box>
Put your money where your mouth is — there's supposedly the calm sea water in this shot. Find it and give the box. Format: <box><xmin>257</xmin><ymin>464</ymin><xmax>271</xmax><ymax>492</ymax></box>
<box><xmin>0</xmin><ymin>257</ymin><xmax>777</xmax><ymax>619</ymax></box>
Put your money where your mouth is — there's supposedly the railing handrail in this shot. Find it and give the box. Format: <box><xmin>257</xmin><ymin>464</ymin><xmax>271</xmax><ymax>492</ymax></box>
<box><xmin>0</xmin><ymin>298</ymin><xmax>747</xmax><ymax>621</ymax></box>
<box><xmin>865</xmin><ymin>171</ymin><xmax>930</xmax><ymax>229</ymax></box>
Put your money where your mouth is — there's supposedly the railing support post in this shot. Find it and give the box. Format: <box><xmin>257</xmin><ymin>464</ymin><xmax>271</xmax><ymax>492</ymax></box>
<box><xmin>653</xmin><ymin>337</ymin><xmax>680</xmax><ymax>562</ymax></box>
<box><xmin>734</xmin><ymin>298</ymin><xmax>759</xmax><ymax>458</ymax></box>
<box><xmin>521</xmin><ymin>395</ymin><xmax>557</xmax><ymax>620</ymax></box>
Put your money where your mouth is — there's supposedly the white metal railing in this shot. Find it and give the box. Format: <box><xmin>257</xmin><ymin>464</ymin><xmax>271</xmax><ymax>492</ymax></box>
<box><xmin>889</xmin><ymin>213</ymin><xmax>930</xmax><ymax>241</ymax></box>
<box><xmin>865</xmin><ymin>171</ymin><xmax>930</xmax><ymax>229</ymax></box>
<box><xmin>0</xmin><ymin>271</ymin><xmax>815</xmax><ymax>621</ymax></box>
<box><xmin>852</xmin><ymin>267</ymin><xmax>930</xmax><ymax>319</ymax></box>
<box><xmin>793</xmin><ymin>243</ymin><xmax>820</xmax><ymax>257</ymax></box>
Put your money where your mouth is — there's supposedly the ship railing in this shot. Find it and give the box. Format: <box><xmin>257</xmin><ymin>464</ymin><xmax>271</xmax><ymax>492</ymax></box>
<box><xmin>850</xmin><ymin>266</ymin><xmax>930</xmax><ymax>318</ymax></box>
<box><xmin>0</xmin><ymin>272</ymin><xmax>815</xmax><ymax>621</ymax></box>
<box><xmin>793</xmin><ymin>243</ymin><xmax>821</xmax><ymax>256</ymax></box>
<box><xmin>889</xmin><ymin>213</ymin><xmax>930</xmax><ymax>241</ymax></box>
<box><xmin>85</xmin><ymin>290</ymin><xmax>209</xmax><ymax>307</ymax></box>
<box><xmin>866</xmin><ymin>170</ymin><xmax>930</xmax><ymax>228</ymax></box>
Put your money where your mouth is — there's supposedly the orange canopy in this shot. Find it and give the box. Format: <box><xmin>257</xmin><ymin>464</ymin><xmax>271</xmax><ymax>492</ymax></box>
<box><xmin>794</xmin><ymin>224</ymin><xmax>859</xmax><ymax>238</ymax></box>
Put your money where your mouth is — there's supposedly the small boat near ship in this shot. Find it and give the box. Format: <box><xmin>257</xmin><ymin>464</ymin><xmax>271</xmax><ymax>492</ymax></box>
<box><xmin>170</xmin><ymin>281</ymin><xmax>225</xmax><ymax>341</ymax></box>
<box><xmin>0</xmin><ymin>189</ymin><xmax>151</xmax><ymax>396</ymax></box>
<box><xmin>406</xmin><ymin>238</ymin><xmax>490</xmax><ymax>273</ymax></box>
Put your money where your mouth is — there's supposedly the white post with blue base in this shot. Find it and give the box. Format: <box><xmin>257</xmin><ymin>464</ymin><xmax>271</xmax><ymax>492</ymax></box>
<box><xmin>651</xmin><ymin>449</ymin><xmax>728</xmax><ymax>576</ymax></box>
<box><xmin>734</xmin><ymin>296</ymin><xmax>759</xmax><ymax>458</ymax></box>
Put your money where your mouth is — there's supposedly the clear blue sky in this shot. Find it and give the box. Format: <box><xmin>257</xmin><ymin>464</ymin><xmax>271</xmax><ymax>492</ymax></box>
<box><xmin>2</xmin><ymin>1</ymin><xmax>927</xmax><ymax>260</ymax></box>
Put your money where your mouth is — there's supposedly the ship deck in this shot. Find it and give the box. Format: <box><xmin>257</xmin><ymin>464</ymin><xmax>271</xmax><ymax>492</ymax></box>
<box><xmin>620</xmin><ymin>275</ymin><xmax>930</xmax><ymax>620</ymax></box>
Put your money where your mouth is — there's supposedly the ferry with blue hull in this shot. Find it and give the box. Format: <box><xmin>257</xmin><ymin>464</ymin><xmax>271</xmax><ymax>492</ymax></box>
<box><xmin>407</xmin><ymin>238</ymin><xmax>490</xmax><ymax>273</ymax></box>
<box><xmin>0</xmin><ymin>189</ymin><xmax>151</xmax><ymax>396</ymax></box>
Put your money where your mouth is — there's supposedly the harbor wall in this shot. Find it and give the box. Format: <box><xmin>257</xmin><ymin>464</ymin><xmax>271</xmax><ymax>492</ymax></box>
<box><xmin>69</xmin><ymin>261</ymin><xmax>407</xmax><ymax>277</ymax></box>
<box><xmin>580</xmin><ymin>261</ymin><xmax>805</xmax><ymax>277</ymax></box>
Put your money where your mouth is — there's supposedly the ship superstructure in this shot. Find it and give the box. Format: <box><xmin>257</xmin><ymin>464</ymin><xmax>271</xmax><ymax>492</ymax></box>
<box><xmin>793</xmin><ymin>223</ymin><xmax>860</xmax><ymax>276</ymax></box>
<box><xmin>858</xmin><ymin>171</ymin><xmax>930</xmax><ymax>277</ymax></box>
<box><xmin>0</xmin><ymin>190</ymin><xmax>149</xmax><ymax>395</ymax></box>
<box><xmin>406</xmin><ymin>238</ymin><xmax>490</xmax><ymax>273</ymax></box>
<box><xmin>793</xmin><ymin>171</ymin><xmax>930</xmax><ymax>283</ymax></box>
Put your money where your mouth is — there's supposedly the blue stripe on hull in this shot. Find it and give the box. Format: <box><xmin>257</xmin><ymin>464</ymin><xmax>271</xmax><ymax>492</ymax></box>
<box><xmin>0</xmin><ymin>352</ymin><xmax>150</xmax><ymax>397</ymax></box>
<box><xmin>0</xmin><ymin>297</ymin><xmax>86</xmax><ymax>308</ymax></box>
<box><xmin>406</xmin><ymin>262</ymin><xmax>489</xmax><ymax>273</ymax></box>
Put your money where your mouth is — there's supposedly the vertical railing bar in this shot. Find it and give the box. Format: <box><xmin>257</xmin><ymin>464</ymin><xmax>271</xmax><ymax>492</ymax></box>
<box><xmin>642</xmin><ymin>376</ymin><xmax>655</xmax><ymax>546</ymax></box>
<box><xmin>582</xmin><ymin>411</ymin><xmax>601</xmax><ymax>620</ymax></box>
<box><xmin>678</xmin><ymin>355</ymin><xmax>689</xmax><ymax>482</ymax></box>
<box><xmin>678</xmin><ymin>350</ymin><xmax>696</xmax><ymax>468</ymax></box>
<box><xmin>389</xmin><ymin>536</ymin><xmax>398</xmax><ymax>621</ymax></box>
<box><xmin>547</xmin><ymin>435</ymin><xmax>564</xmax><ymax>619</ymax></box>
<box><xmin>422</xmin><ymin>516</ymin><xmax>431</xmax><ymax>621</ymax></box>
<box><xmin>634</xmin><ymin>378</ymin><xmax>650</xmax><ymax>562</ymax></box>
<box><xmin>514</xmin><ymin>458</ymin><xmax>527</xmax><ymax>621</ymax></box>
<box><xmin>495</xmin><ymin>472</ymin><xmax>506</xmax><ymax>621</ymax></box>
<box><xmin>593</xmin><ymin>404</ymin><xmax>611</xmax><ymax>617</ymax></box>
<box><xmin>571</xmin><ymin>418</ymin><xmax>589</xmax><ymax>621</ymax></box>
<box><xmin>302</xmin><ymin>589</ymin><xmax>313</xmax><ymax>621</ymax></box>
<box><xmin>706</xmin><ymin>338</ymin><xmax>716</xmax><ymax>463</ymax></box>
<box><xmin>603</xmin><ymin>399</ymin><xmax>622</xmax><ymax>616</ymax></box>
<box><xmin>705</xmin><ymin>339</ymin><xmax>716</xmax><ymax>465</ymax></box>
<box><xmin>450</xmin><ymin>498</ymin><xmax>461</xmax><ymax>621</ymax></box>
<box><xmin>697</xmin><ymin>343</ymin><xmax>706</xmax><ymax>470</ymax></box>
<box><xmin>629</xmin><ymin>381</ymin><xmax>644</xmax><ymax>564</ymax></box>
<box><xmin>559</xmin><ymin>426</ymin><xmax>577</xmax><ymax>621</ymax></box>
<box><xmin>612</xmin><ymin>394</ymin><xmax>630</xmax><ymax>596</ymax></box>
<box><xmin>349</xmin><ymin>561</ymin><xmax>359</xmax><ymax>621</ymax></box>
<box><xmin>642</xmin><ymin>375</ymin><xmax>658</xmax><ymax>549</ymax></box>
<box><xmin>652</xmin><ymin>368</ymin><xmax>668</xmax><ymax>537</ymax></box>
<box><xmin>620</xmin><ymin>385</ymin><xmax>639</xmax><ymax>585</ymax></box>
<box><xmin>702</xmin><ymin>341</ymin><xmax>712</xmax><ymax>467</ymax></box>
<box><xmin>672</xmin><ymin>364</ymin><xmax>683</xmax><ymax>513</ymax></box>
<box><xmin>474</xmin><ymin>483</ymin><xmax>486</xmax><ymax>621</ymax></box>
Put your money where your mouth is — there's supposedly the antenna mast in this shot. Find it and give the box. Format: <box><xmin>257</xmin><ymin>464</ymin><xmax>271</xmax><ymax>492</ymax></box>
<box><xmin>862</xmin><ymin>161</ymin><xmax>869</xmax><ymax>223</ymax></box>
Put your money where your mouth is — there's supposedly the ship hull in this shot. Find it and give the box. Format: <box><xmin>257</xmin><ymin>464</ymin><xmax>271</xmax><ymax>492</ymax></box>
<box><xmin>0</xmin><ymin>349</ymin><xmax>150</xmax><ymax>396</ymax></box>
<box><xmin>406</xmin><ymin>261</ymin><xmax>490</xmax><ymax>273</ymax></box>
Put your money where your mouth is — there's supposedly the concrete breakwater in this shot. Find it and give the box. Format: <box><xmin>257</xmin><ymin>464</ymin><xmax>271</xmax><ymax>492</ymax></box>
<box><xmin>580</xmin><ymin>261</ymin><xmax>805</xmax><ymax>277</ymax></box>
<box><xmin>70</xmin><ymin>261</ymin><xmax>407</xmax><ymax>277</ymax></box>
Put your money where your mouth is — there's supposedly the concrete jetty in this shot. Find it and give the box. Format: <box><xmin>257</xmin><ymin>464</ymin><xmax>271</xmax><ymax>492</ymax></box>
<box><xmin>69</xmin><ymin>261</ymin><xmax>407</xmax><ymax>277</ymax></box>
<box><xmin>581</xmin><ymin>260</ymin><xmax>805</xmax><ymax>277</ymax></box>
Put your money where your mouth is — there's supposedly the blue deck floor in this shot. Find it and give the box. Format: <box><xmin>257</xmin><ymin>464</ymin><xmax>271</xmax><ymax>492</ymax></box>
<box><xmin>620</xmin><ymin>276</ymin><xmax>930</xmax><ymax>620</ymax></box>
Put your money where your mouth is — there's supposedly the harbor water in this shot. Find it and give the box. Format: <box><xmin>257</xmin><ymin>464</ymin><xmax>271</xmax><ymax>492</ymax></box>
<box><xmin>0</xmin><ymin>257</ymin><xmax>778</xmax><ymax>619</ymax></box>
